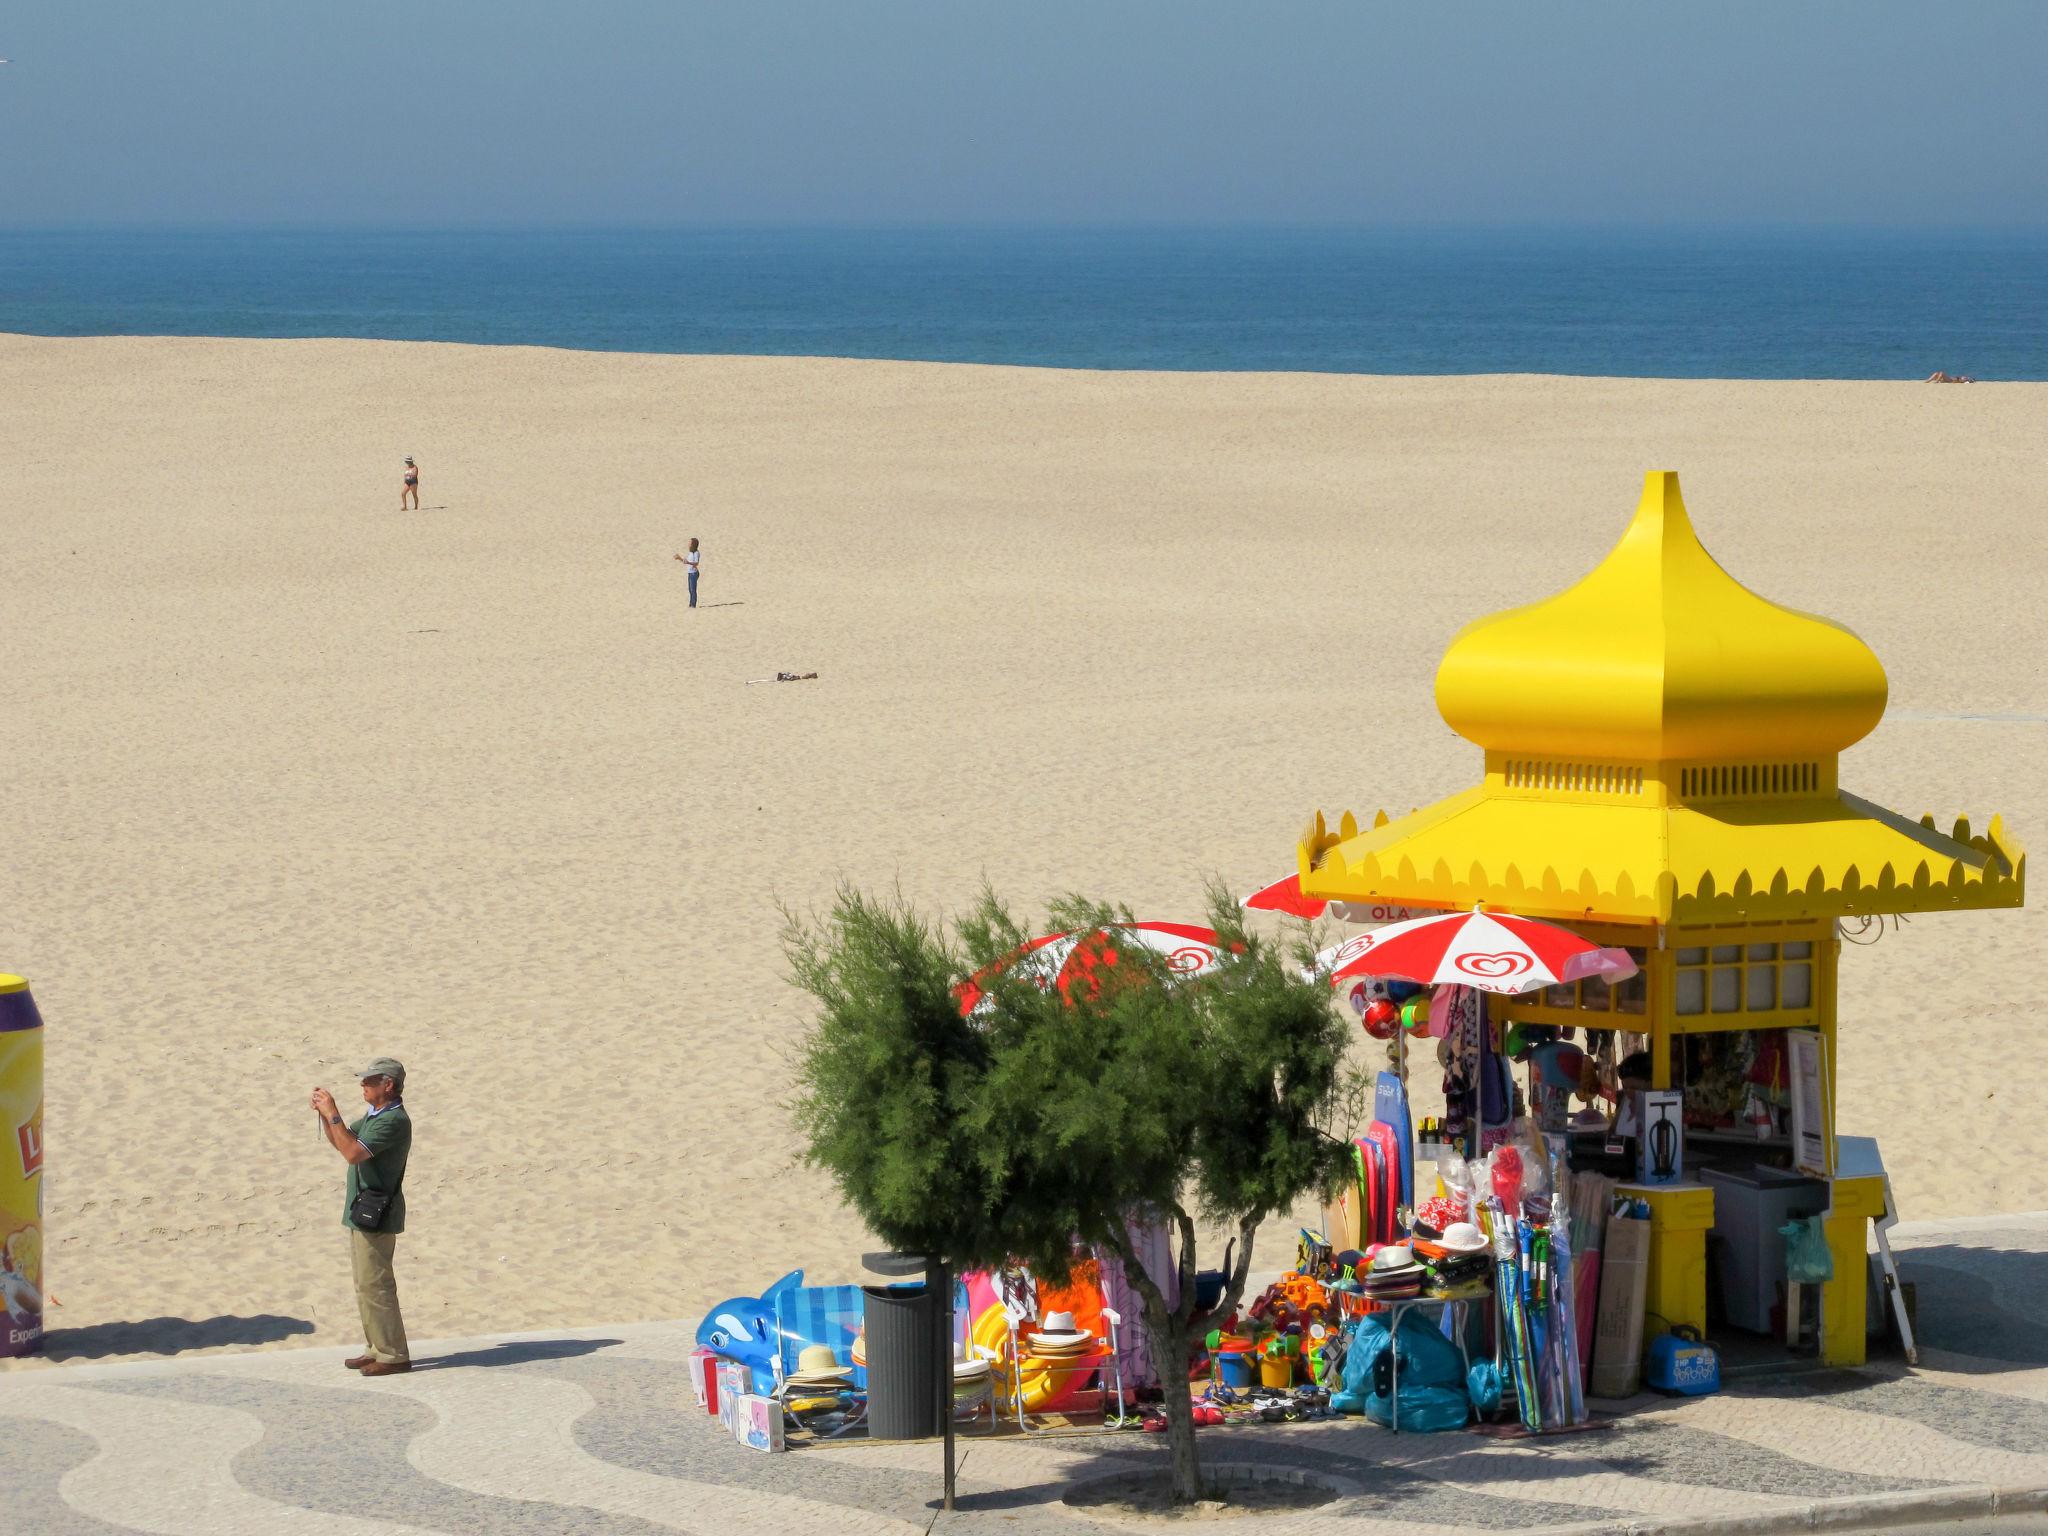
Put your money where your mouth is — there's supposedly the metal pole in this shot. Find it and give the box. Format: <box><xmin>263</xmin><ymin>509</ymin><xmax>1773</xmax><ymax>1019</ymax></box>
<box><xmin>933</xmin><ymin>1257</ymin><xmax>956</xmax><ymax>1512</ymax></box>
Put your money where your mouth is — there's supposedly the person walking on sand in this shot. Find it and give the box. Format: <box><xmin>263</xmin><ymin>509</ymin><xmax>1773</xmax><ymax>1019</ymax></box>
<box><xmin>311</xmin><ymin>1058</ymin><xmax>414</xmax><ymax>1375</ymax></box>
<box><xmin>401</xmin><ymin>457</ymin><xmax>421</xmax><ymax>510</ymax></box>
<box><xmin>674</xmin><ymin>537</ymin><xmax>701</xmax><ymax>608</ymax></box>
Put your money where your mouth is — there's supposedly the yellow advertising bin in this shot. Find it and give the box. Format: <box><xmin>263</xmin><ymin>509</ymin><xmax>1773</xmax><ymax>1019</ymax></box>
<box><xmin>0</xmin><ymin>975</ymin><xmax>45</xmax><ymax>1357</ymax></box>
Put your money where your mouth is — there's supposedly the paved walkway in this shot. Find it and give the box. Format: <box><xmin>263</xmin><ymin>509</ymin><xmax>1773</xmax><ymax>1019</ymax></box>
<box><xmin>4</xmin><ymin>1217</ymin><xmax>2046</xmax><ymax>1535</ymax></box>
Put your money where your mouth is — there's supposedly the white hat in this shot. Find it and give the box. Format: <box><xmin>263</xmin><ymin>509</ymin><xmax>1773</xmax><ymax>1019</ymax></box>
<box><xmin>1043</xmin><ymin>1311</ymin><xmax>1077</xmax><ymax>1332</ymax></box>
<box><xmin>1439</xmin><ymin>1222</ymin><xmax>1490</xmax><ymax>1255</ymax></box>
<box><xmin>1370</xmin><ymin>1245</ymin><xmax>1418</xmax><ymax>1273</ymax></box>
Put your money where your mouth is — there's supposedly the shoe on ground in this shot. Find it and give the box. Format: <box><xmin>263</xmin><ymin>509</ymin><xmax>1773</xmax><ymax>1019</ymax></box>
<box><xmin>357</xmin><ymin>1360</ymin><xmax>413</xmax><ymax>1376</ymax></box>
<box><xmin>343</xmin><ymin>1355</ymin><xmax>374</xmax><ymax>1370</ymax></box>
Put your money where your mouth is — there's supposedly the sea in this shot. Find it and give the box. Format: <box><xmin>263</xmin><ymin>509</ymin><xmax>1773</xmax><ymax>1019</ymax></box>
<box><xmin>3</xmin><ymin>226</ymin><xmax>2044</xmax><ymax>379</ymax></box>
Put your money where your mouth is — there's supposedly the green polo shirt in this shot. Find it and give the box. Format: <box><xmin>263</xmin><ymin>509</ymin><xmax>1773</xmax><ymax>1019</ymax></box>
<box><xmin>343</xmin><ymin>1102</ymin><xmax>412</xmax><ymax>1234</ymax></box>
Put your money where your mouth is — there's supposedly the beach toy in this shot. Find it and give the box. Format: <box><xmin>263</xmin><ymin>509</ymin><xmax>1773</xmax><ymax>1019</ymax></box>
<box><xmin>695</xmin><ymin>1269</ymin><xmax>803</xmax><ymax>1391</ymax></box>
<box><xmin>1214</xmin><ymin>1348</ymin><xmax>1255</xmax><ymax>1389</ymax></box>
<box><xmin>1399</xmin><ymin>996</ymin><xmax>1431</xmax><ymax>1034</ymax></box>
<box><xmin>1260</xmin><ymin>1352</ymin><xmax>1295</xmax><ymax>1389</ymax></box>
<box><xmin>1360</xmin><ymin>998</ymin><xmax>1401</xmax><ymax>1040</ymax></box>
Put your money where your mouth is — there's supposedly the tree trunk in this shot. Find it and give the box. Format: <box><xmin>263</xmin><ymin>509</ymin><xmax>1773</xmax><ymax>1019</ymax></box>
<box><xmin>1151</xmin><ymin>1316</ymin><xmax>1204</xmax><ymax>1503</ymax></box>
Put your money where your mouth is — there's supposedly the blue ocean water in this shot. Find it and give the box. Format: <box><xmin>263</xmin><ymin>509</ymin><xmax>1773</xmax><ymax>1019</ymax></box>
<box><xmin>3</xmin><ymin>226</ymin><xmax>2043</xmax><ymax>379</ymax></box>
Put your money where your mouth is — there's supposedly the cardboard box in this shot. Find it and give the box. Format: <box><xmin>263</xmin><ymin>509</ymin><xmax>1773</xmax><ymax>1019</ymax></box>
<box><xmin>1590</xmin><ymin>1212</ymin><xmax>1652</xmax><ymax>1399</ymax></box>
<box><xmin>715</xmin><ymin>1359</ymin><xmax>750</xmax><ymax>1434</ymax></box>
<box><xmin>690</xmin><ymin>1347</ymin><xmax>719</xmax><ymax>1415</ymax></box>
<box><xmin>728</xmin><ymin>1393</ymin><xmax>786</xmax><ymax>1452</ymax></box>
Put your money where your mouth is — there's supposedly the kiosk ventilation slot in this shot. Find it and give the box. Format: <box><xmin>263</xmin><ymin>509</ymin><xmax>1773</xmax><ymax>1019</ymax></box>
<box><xmin>1680</xmin><ymin>762</ymin><xmax>1821</xmax><ymax>800</ymax></box>
<box><xmin>1501</xmin><ymin>760</ymin><xmax>1644</xmax><ymax>796</ymax></box>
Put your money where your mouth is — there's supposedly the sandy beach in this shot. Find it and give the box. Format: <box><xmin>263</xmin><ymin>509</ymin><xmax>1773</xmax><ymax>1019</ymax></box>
<box><xmin>3</xmin><ymin>334</ymin><xmax>2041</xmax><ymax>1366</ymax></box>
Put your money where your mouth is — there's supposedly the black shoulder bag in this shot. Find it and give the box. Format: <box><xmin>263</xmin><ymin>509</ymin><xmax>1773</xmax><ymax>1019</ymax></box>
<box><xmin>350</xmin><ymin>1183</ymin><xmax>393</xmax><ymax>1231</ymax></box>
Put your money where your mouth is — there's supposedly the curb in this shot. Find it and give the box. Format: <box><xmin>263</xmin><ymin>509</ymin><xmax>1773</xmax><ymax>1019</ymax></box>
<box><xmin>1540</xmin><ymin>1481</ymin><xmax>2048</xmax><ymax>1535</ymax></box>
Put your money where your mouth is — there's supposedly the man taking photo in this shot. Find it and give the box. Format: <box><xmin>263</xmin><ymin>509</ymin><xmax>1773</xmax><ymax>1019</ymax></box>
<box><xmin>311</xmin><ymin>1057</ymin><xmax>413</xmax><ymax>1375</ymax></box>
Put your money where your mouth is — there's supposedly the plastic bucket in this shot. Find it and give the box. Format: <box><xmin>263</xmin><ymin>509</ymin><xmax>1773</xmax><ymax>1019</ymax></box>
<box><xmin>1259</xmin><ymin>1354</ymin><xmax>1294</xmax><ymax>1390</ymax></box>
<box><xmin>1215</xmin><ymin>1350</ymin><xmax>1254</xmax><ymax>1389</ymax></box>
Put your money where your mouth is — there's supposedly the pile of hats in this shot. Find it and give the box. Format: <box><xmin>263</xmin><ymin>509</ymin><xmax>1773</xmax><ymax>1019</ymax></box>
<box><xmin>1361</xmin><ymin>1245</ymin><xmax>1423</xmax><ymax>1301</ymax></box>
<box><xmin>1417</xmin><ymin>1222</ymin><xmax>1493</xmax><ymax>1299</ymax></box>
<box><xmin>952</xmin><ymin>1344</ymin><xmax>994</xmax><ymax>1402</ymax></box>
<box><xmin>783</xmin><ymin>1343</ymin><xmax>853</xmax><ymax>1408</ymax></box>
<box><xmin>1024</xmin><ymin>1310</ymin><xmax>1096</xmax><ymax>1359</ymax></box>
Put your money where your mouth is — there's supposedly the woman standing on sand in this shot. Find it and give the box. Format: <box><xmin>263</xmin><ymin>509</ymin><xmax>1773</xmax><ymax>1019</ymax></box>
<box><xmin>401</xmin><ymin>457</ymin><xmax>420</xmax><ymax>510</ymax></box>
<box><xmin>674</xmin><ymin>538</ymin><xmax>701</xmax><ymax>608</ymax></box>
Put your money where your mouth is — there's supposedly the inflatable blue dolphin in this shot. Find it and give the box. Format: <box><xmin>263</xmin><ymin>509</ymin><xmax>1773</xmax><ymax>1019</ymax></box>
<box><xmin>695</xmin><ymin>1268</ymin><xmax>803</xmax><ymax>1390</ymax></box>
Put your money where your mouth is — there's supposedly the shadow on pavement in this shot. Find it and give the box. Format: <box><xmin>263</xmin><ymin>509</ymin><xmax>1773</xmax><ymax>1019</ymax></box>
<box><xmin>1896</xmin><ymin>1244</ymin><xmax>2048</xmax><ymax>1370</ymax></box>
<box><xmin>416</xmin><ymin>1337</ymin><xmax>625</xmax><ymax>1371</ymax></box>
<box><xmin>42</xmin><ymin>1313</ymin><xmax>316</xmax><ymax>1360</ymax></box>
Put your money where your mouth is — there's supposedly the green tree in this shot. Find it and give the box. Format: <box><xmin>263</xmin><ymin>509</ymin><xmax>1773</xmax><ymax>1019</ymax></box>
<box><xmin>788</xmin><ymin>882</ymin><xmax>1356</xmax><ymax>1503</ymax></box>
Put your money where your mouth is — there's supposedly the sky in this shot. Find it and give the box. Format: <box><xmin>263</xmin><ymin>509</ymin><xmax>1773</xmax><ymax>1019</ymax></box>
<box><xmin>2</xmin><ymin>1</ymin><xmax>2044</xmax><ymax>228</ymax></box>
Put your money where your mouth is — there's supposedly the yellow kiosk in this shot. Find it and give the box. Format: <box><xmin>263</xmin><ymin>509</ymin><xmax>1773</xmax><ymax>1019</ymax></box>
<box><xmin>1</xmin><ymin>975</ymin><xmax>44</xmax><ymax>1358</ymax></box>
<box><xmin>1298</xmin><ymin>472</ymin><xmax>2024</xmax><ymax>1367</ymax></box>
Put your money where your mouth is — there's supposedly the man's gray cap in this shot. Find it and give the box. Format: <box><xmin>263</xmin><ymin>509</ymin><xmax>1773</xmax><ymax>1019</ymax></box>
<box><xmin>353</xmin><ymin>1056</ymin><xmax>406</xmax><ymax>1088</ymax></box>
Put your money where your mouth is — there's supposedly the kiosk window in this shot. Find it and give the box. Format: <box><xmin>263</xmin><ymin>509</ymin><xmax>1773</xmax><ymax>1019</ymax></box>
<box><xmin>1673</xmin><ymin>938</ymin><xmax>1819</xmax><ymax>1020</ymax></box>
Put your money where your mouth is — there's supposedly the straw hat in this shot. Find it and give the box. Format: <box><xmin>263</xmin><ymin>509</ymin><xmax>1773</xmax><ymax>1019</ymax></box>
<box><xmin>1438</xmin><ymin>1222</ymin><xmax>1490</xmax><ymax>1255</ymax></box>
<box><xmin>1370</xmin><ymin>1245</ymin><xmax>1419</xmax><ymax>1274</ymax></box>
<box><xmin>784</xmin><ymin>1343</ymin><xmax>851</xmax><ymax>1385</ymax></box>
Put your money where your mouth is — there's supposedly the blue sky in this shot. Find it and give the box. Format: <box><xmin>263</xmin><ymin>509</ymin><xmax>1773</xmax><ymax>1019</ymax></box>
<box><xmin>4</xmin><ymin>1</ymin><xmax>2044</xmax><ymax>227</ymax></box>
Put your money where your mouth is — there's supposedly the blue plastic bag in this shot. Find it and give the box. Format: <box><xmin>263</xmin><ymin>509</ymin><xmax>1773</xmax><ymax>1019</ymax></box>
<box><xmin>1780</xmin><ymin>1216</ymin><xmax>1834</xmax><ymax>1285</ymax></box>
<box><xmin>1329</xmin><ymin>1311</ymin><xmax>1471</xmax><ymax>1431</ymax></box>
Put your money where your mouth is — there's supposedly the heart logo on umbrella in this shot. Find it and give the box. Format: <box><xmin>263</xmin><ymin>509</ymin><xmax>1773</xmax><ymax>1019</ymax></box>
<box><xmin>1456</xmin><ymin>952</ymin><xmax>1534</xmax><ymax>979</ymax></box>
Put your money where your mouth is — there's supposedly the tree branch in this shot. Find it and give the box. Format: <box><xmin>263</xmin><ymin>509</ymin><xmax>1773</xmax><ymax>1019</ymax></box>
<box><xmin>1185</xmin><ymin>1212</ymin><xmax>1264</xmax><ymax>1335</ymax></box>
<box><xmin>1171</xmin><ymin>1204</ymin><xmax>1198</xmax><ymax>1325</ymax></box>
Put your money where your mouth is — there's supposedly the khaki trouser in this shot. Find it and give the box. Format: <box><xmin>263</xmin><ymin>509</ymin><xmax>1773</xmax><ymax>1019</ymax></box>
<box><xmin>350</xmin><ymin>1228</ymin><xmax>409</xmax><ymax>1364</ymax></box>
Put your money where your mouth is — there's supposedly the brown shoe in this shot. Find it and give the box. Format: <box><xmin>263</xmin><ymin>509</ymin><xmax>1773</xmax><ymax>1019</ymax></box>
<box><xmin>344</xmin><ymin>1355</ymin><xmax>375</xmax><ymax>1370</ymax></box>
<box><xmin>358</xmin><ymin>1360</ymin><xmax>412</xmax><ymax>1376</ymax></box>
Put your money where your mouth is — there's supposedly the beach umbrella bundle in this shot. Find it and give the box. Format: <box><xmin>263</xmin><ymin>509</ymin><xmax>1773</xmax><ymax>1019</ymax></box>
<box><xmin>953</xmin><ymin>921</ymin><xmax>1230</xmax><ymax>1017</ymax></box>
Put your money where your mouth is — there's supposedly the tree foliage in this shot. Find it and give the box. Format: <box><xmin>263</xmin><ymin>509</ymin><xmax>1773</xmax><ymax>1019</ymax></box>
<box><xmin>786</xmin><ymin>880</ymin><xmax>1358</xmax><ymax>1500</ymax></box>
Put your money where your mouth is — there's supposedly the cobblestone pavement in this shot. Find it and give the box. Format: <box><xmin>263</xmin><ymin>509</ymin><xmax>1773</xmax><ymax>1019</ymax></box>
<box><xmin>2</xmin><ymin>1217</ymin><xmax>2044</xmax><ymax>1534</ymax></box>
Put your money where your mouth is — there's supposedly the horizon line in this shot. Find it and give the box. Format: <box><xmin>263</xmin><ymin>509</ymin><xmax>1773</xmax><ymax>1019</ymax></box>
<box><xmin>6</xmin><ymin>219</ymin><xmax>2048</xmax><ymax>239</ymax></box>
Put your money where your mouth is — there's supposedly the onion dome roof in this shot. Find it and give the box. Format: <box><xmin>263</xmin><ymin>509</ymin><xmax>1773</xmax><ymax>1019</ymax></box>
<box><xmin>1434</xmin><ymin>472</ymin><xmax>1888</xmax><ymax>764</ymax></box>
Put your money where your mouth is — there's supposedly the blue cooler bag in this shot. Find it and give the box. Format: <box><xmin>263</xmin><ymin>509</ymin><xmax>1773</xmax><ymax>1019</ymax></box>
<box><xmin>1646</xmin><ymin>1325</ymin><xmax>1721</xmax><ymax>1396</ymax></box>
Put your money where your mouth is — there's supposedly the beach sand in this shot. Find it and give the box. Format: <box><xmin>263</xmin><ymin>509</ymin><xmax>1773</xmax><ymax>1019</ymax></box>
<box><xmin>3</xmin><ymin>335</ymin><xmax>2041</xmax><ymax>1366</ymax></box>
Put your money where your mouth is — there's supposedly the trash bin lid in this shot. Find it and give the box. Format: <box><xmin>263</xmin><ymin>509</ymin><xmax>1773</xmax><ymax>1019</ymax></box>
<box><xmin>861</xmin><ymin>1250</ymin><xmax>928</xmax><ymax>1278</ymax></box>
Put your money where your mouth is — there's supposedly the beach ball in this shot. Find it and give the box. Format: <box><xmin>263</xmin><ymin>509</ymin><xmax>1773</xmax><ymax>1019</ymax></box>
<box><xmin>1361</xmin><ymin>999</ymin><xmax>1401</xmax><ymax>1040</ymax></box>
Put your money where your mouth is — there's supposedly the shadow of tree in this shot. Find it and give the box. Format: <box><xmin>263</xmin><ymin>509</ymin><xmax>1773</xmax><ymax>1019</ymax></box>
<box><xmin>42</xmin><ymin>1313</ymin><xmax>316</xmax><ymax>1360</ymax></box>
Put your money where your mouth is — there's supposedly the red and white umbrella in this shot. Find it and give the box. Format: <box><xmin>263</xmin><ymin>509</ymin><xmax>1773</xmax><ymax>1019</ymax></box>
<box><xmin>1242</xmin><ymin>873</ymin><xmax>1327</xmax><ymax>920</ymax></box>
<box><xmin>1323</xmin><ymin>908</ymin><xmax>1636</xmax><ymax>996</ymax></box>
<box><xmin>955</xmin><ymin>921</ymin><xmax>1230</xmax><ymax>1017</ymax></box>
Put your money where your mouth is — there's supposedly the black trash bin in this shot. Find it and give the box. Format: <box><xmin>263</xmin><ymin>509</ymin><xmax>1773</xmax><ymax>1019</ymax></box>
<box><xmin>861</xmin><ymin>1281</ymin><xmax>939</xmax><ymax>1440</ymax></box>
